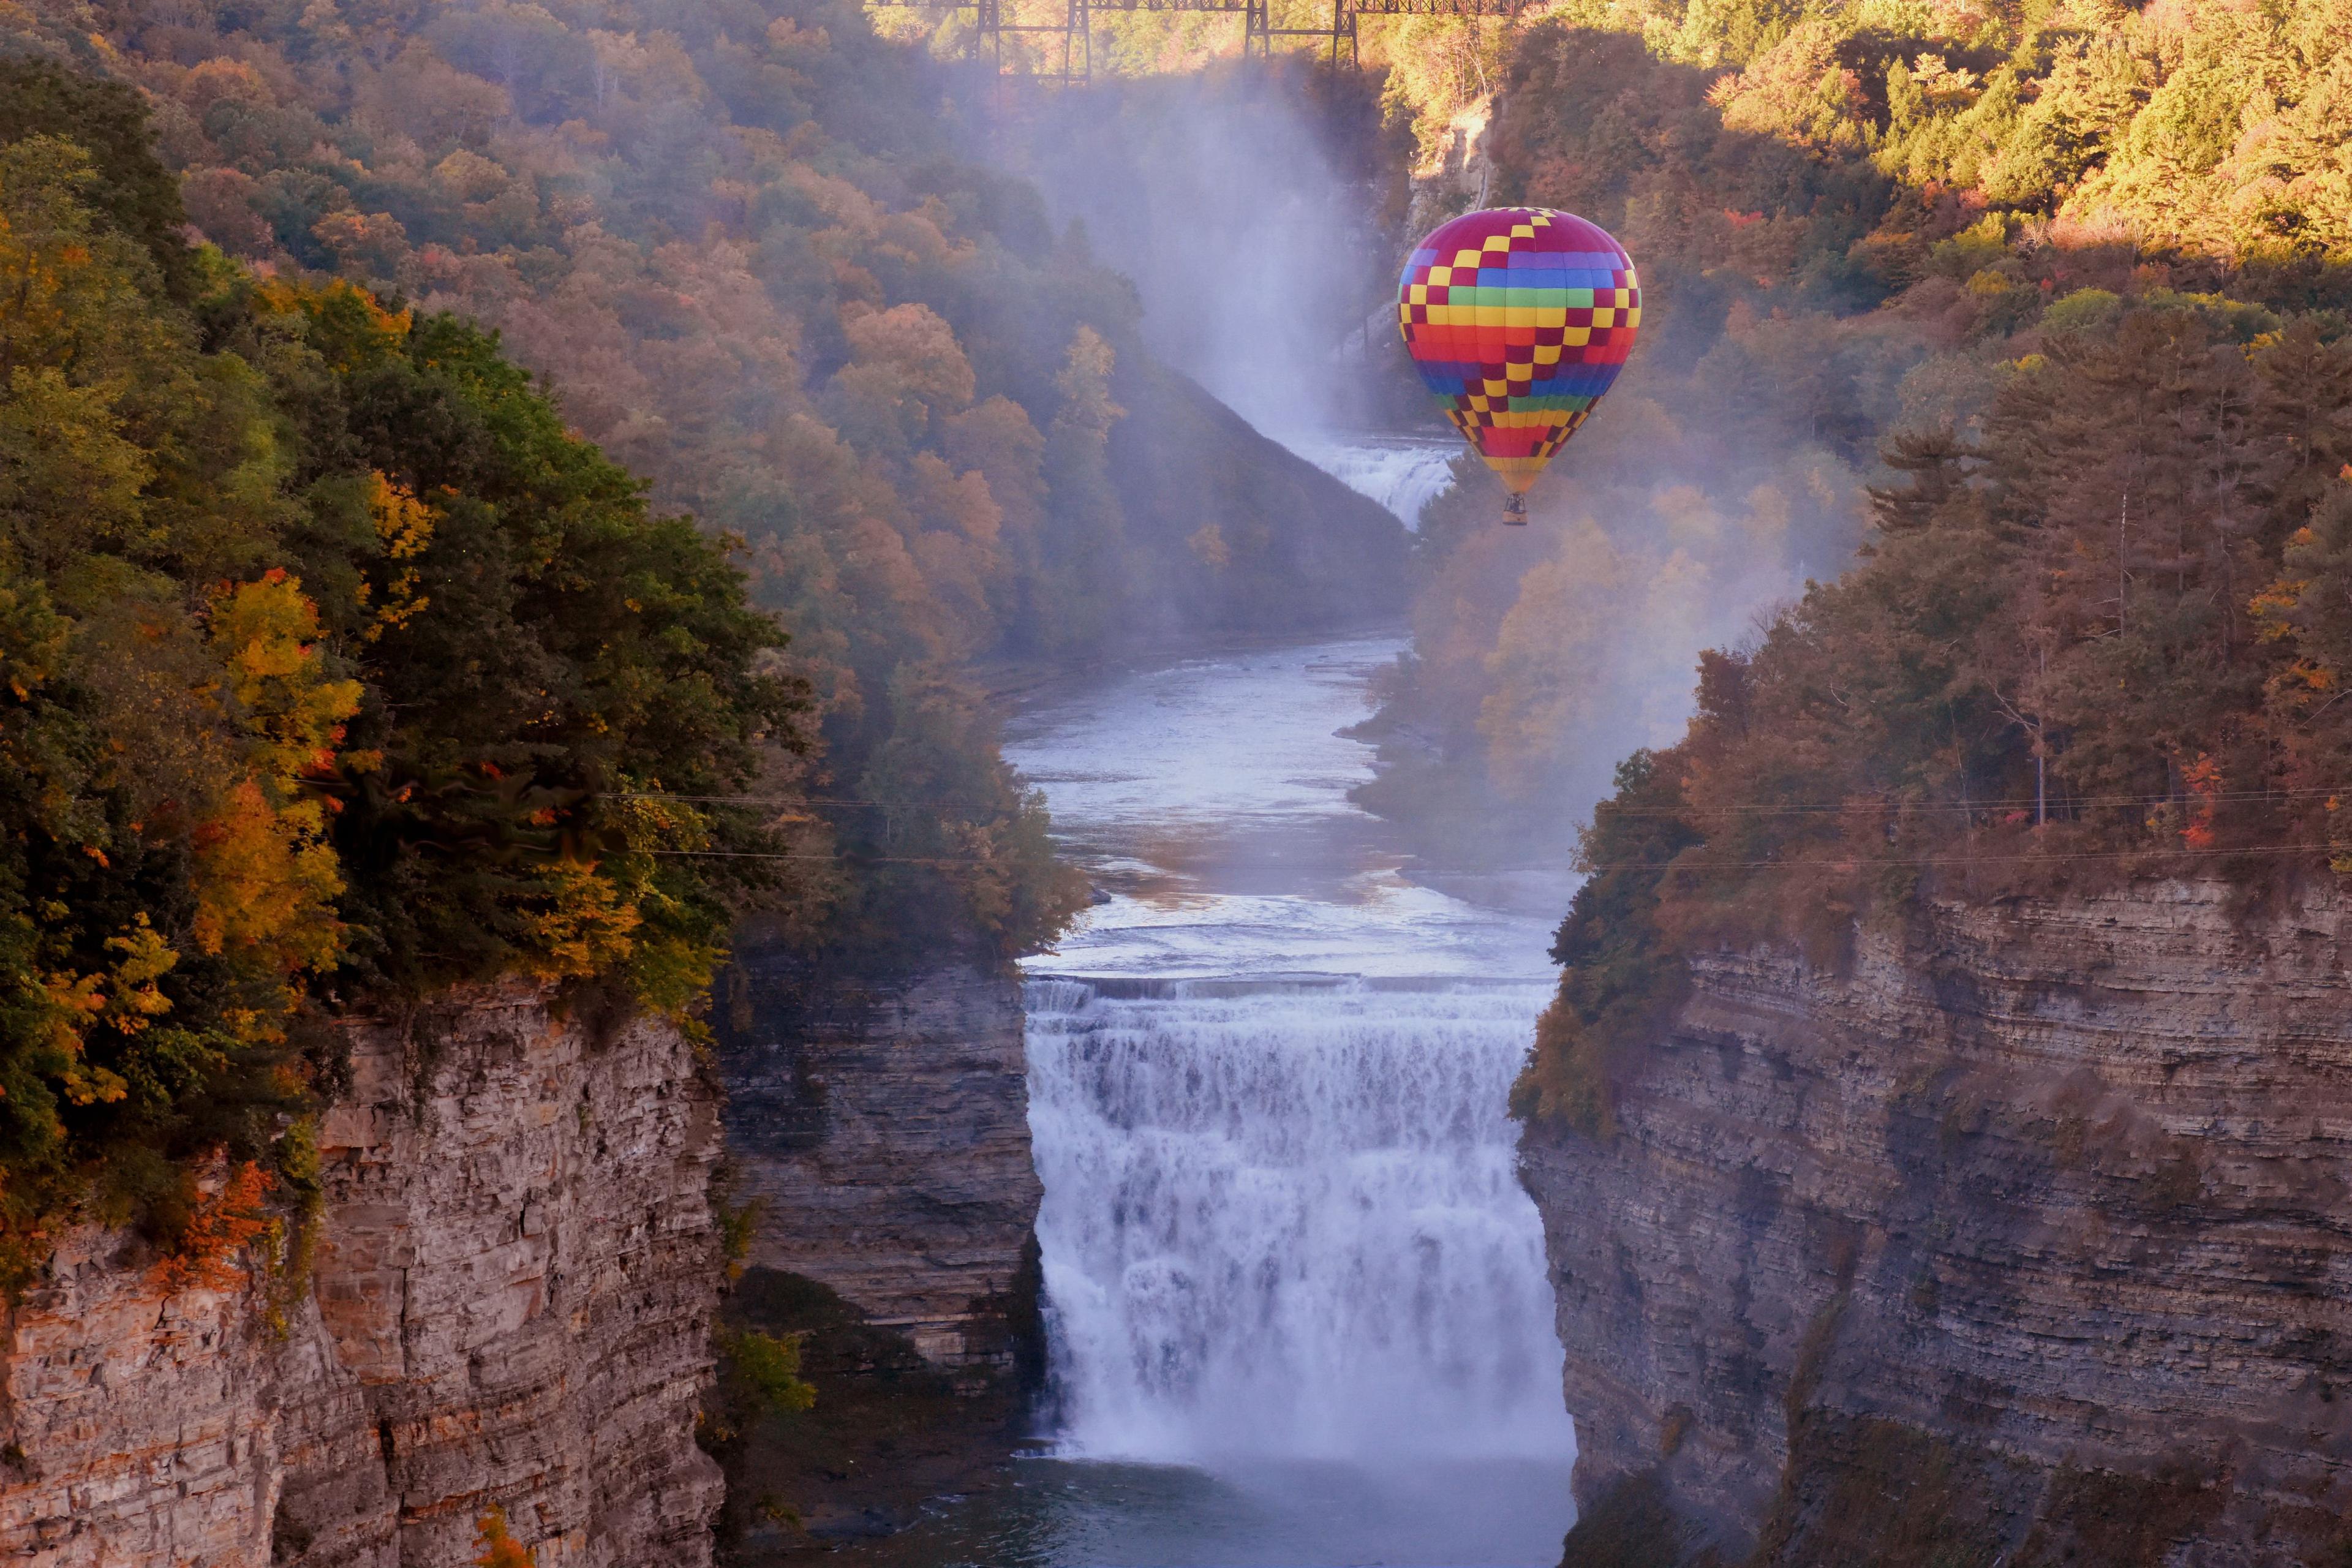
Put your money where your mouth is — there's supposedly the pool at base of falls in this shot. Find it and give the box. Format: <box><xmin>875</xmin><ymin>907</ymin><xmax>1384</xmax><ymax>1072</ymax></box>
<box><xmin>822</xmin><ymin>1456</ymin><xmax>1578</xmax><ymax>1568</ymax></box>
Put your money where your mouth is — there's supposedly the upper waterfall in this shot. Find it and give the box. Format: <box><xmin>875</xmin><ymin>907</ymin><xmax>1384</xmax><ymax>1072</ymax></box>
<box><xmin>1290</xmin><ymin>436</ymin><xmax>1461</xmax><ymax>532</ymax></box>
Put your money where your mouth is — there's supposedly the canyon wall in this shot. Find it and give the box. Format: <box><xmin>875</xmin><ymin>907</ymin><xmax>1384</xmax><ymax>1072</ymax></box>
<box><xmin>715</xmin><ymin>949</ymin><xmax>1041</xmax><ymax>1371</ymax></box>
<box><xmin>0</xmin><ymin>984</ymin><xmax>723</xmax><ymax>1568</ymax></box>
<box><xmin>1527</xmin><ymin>881</ymin><xmax>2352</xmax><ymax>1565</ymax></box>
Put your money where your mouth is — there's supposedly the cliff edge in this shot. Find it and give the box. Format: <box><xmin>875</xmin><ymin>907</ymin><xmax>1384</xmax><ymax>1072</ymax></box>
<box><xmin>715</xmin><ymin>950</ymin><xmax>1041</xmax><ymax>1373</ymax></box>
<box><xmin>1526</xmin><ymin>881</ymin><xmax>2352</xmax><ymax>1565</ymax></box>
<box><xmin>0</xmin><ymin>985</ymin><xmax>724</xmax><ymax>1568</ymax></box>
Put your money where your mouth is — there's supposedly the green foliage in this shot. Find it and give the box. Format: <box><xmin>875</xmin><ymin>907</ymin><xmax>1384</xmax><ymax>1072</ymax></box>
<box><xmin>703</xmin><ymin>1319</ymin><xmax>818</xmax><ymax>1450</ymax></box>
<box><xmin>0</xmin><ymin>59</ymin><xmax>192</xmax><ymax>296</ymax></box>
<box><xmin>0</xmin><ymin>103</ymin><xmax>786</xmax><ymax>1275</ymax></box>
<box><xmin>720</xmin><ymin>1326</ymin><xmax>820</xmax><ymax>1421</ymax></box>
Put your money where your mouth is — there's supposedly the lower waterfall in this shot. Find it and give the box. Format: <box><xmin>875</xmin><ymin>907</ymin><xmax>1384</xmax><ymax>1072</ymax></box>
<box><xmin>1026</xmin><ymin>976</ymin><xmax>1574</xmax><ymax>1465</ymax></box>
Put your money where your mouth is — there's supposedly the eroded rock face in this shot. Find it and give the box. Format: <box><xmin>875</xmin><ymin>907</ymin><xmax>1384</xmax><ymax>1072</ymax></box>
<box><xmin>1526</xmin><ymin>882</ymin><xmax>2352</xmax><ymax>1564</ymax></box>
<box><xmin>717</xmin><ymin>954</ymin><xmax>1040</xmax><ymax>1370</ymax></box>
<box><xmin>0</xmin><ymin>984</ymin><xmax>724</xmax><ymax>1568</ymax></box>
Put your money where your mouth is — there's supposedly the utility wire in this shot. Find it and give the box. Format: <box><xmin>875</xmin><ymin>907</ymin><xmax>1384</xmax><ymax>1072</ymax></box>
<box><xmin>617</xmin><ymin>786</ymin><xmax>2352</xmax><ymax>818</ymax></box>
<box><xmin>1575</xmin><ymin>843</ymin><xmax>2342</xmax><ymax>872</ymax></box>
<box><xmin>1594</xmin><ymin>785</ymin><xmax>2352</xmax><ymax>817</ymax></box>
<box><xmin>617</xmin><ymin>791</ymin><xmax>2352</xmax><ymax>870</ymax></box>
<box><xmin>650</xmin><ymin>843</ymin><xmax>2347</xmax><ymax>871</ymax></box>
<box><xmin>652</xmin><ymin>850</ymin><xmax>1003</xmax><ymax>867</ymax></box>
<box><xmin>613</xmin><ymin>791</ymin><xmax>897</xmax><ymax>808</ymax></box>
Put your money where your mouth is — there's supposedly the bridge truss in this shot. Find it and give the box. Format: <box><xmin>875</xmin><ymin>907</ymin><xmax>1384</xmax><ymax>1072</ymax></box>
<box><xmin>869</xmin><ymin>0</ymin><xmax>1526</xmax><ymax>80</ymax></box>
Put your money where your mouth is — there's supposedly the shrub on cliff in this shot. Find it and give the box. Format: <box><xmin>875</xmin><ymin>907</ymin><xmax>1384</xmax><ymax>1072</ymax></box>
<box><xmin>1512</xmin><ymin>751</ymin><xmax>1695</xmax><ymax>1137</ymax></box>
<box><xmin>0</xmin><ymin>101</ymin><xmax>792</xmax><ymax>1283</ymax></box>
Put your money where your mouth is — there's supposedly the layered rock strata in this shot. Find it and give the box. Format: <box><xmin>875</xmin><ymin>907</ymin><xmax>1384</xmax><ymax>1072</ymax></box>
<box><xmin>1528</xmin><ymin>881</ymin><xmax>2352</xmax><ymax>1564</ymax></box>
<box><xmin>715</xmin><ymin>953</ymin><xmax>1039</xmax><ymax>1370</ymax></box>
<box><xmin>0</xmin><ymin>984</ymin><xmax>724</xmax><ymax>1567</ymax></box>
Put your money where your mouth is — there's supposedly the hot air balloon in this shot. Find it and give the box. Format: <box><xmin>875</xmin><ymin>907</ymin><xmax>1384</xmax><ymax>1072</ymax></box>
<box><xmin>1397</xmin><ymin>207</ymin><xmax>1640</xmax><ymax>524</ymax></box>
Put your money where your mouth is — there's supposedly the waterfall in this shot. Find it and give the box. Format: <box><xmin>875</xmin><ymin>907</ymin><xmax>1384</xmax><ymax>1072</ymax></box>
<box><xmin>1291</xmin><ymin>439</ymin><xmax>1460</xmax><ymax>532</ymax></box>
<box><xmin>1026</xmin><ymin>974</ymin><xmax>1575</xmax><ymax>1466</ymax></box>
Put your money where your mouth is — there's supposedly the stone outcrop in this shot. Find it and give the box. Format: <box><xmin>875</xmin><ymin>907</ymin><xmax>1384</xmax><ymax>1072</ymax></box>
<box><xmin>0</xmin><ymin>984</ymin><xmax>724</xmax><ymax>1568</ymax></box>
<box><xmin>716</xmin><ymin>952</ymin><xmax>1039</xmax><ymax>1370</ymax></box>
<box><xmin>1526</xmin><ymin>881</ymin><xmax>2352</xmax><ymax>1564</ymax></box>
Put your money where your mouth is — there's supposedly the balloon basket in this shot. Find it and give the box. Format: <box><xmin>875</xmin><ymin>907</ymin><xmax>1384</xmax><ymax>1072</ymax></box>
<box><xmin>1501</xmin><ymin>492</ymin><xmax>1528</xmax><ymax>526</ymax></box>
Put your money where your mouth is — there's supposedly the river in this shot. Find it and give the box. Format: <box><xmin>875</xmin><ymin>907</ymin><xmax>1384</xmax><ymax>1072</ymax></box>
<box><xmin>837</xmin><ymin>609</ymin><xmax>1584</xmax><ymax>1564</ymax></box>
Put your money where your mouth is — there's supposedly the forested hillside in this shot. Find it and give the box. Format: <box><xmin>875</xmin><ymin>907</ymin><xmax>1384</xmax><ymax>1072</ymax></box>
<box><xmin>1446</xmin><ymin>0</ymin><xmax>2352</xmax><ymax>1132</ymax></box>
<box><xmin>0</xmin><ymin>67</ymin><xmax>796</xmax><ymax>1285</ymax></box>
<box><xmin>1360</xmin><ymin>0</ymin><xmax>2352</xmax><ymax>879</ymax></box>
<box><xmin>1</xmin><ymin>0</ymin><xmax>1406</xmax><ymax>970</ymax></box>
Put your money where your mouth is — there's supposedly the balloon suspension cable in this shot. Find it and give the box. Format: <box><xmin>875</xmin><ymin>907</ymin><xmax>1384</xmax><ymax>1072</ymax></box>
<box><xmin>1501</xmin><ymin>491</ymin><xmax>1528</xmax><ymax>526</ymax></box>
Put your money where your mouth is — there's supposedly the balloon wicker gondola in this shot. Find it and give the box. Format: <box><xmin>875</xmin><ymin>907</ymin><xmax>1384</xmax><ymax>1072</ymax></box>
<box><xmin>1395</xmin><ymin>207</ymin><xmax>1640</xmax><ymax>524</ymax></box>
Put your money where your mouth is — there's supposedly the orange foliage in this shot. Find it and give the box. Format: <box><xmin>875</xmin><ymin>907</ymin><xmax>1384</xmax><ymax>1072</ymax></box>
<box><xmin>151</xmin><ymin>1160</ymin><xmax>271</xmax><ymax>1295</ymax></box>
<box><xmin>473</xmin><ymin>1507</ymin><xmax>535</xmax><ymax>1567</ymax></box>
<box><xmin>2181</xmin><ymin>753</ymin><xmax>2223</xmax><ymax>849</ymax></box>
<box><xmin>194</xmin><ymin>575</ymin><xmax>361</xmax><ymax>976</ymax></box>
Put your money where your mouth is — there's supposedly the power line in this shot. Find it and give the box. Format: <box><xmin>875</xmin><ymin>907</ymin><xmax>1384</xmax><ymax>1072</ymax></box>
<box><xmin>612</xmin><ymin>792</ymin><xmax>897</xmax><ymax>809</ymax></box>
<box><xmin>614</xmin><ymin>785</ymin><xmax>2352</xmax><ymax>818</ymax></box>
<box><xmin>1578</xmin><ymin>842</ymin><xmax>2340</xmax><ymax>872</ymax></box>
<box><xmin>1594</xmin><ymin>785</ymin><xmax>2352</xmax><ymax>818</ymax></box>
<box><xmin>651</xmin><ymin>850</ymin><xmax>1003</xmax><ymax>867</ymax></box>
<box><xmin>646</xmin><ymin>842</ymin><xmax>2347</xmax><ymax>872</ymax></box>
<box><xmin>612</xmin><ymin>791</ymin><xmax>2352</xmax><ymax>872</ymax></box>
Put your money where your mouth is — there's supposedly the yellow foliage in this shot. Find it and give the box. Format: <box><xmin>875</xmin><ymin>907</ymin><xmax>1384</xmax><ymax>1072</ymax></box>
<box><xmin>362</xmin><ymin>472</ymin><xmax>435</xmax><ymax>641</ymax></box>
<box><xmin>209</xmin><ymin>571</ymin><xmax>363</xmax><ymax>788</ymax></box>
<box><xmin>102</xmin><ymin>914</ymin><xmax>177</xmax><ymax>1035</ymax></box>
<box><xmin>184</xmin><ymin>573</ymin><xmax>358</xmax><ymax>976</ymax></box>
<box><xmin>34</xmin><ymin>967</ymin><xmax>123</xmax><ymax>1107</ymax></box>
<box><xmin>254</xmin><ymin>277</ymin><xmax>413</xmax><ymax>352</ymax></box>
<box><xmin>1186</xmin><ymin>522</ymin><xmax>1231</xmax><ymax>569</ymax></box>
<box><xmin>190</xmin><ymin>779</ymin><xmax>346</xmax><ymax>973</ymax></box>
<box><xmin>518</xmin><ymin>857</ymin><xmax>643</xmax><ymax>982</ymax></box>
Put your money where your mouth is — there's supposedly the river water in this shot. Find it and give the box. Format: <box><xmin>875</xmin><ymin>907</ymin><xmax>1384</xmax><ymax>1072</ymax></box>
<box><xmin>845</xmin><ymin>616</ymin><xmax>1582</xmax><ymax>1566</ymax></box>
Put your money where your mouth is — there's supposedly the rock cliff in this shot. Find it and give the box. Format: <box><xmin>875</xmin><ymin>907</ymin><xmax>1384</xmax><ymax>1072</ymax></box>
<box><xmin>715</xmin><ymin>953</ymin><xmax>1040</xmax><ymax>1372</ymax></box>
<box><xmin>1526</xmin><ymin>881</ymin><xmax>2352</xmax><ymax>1564</ymax></box>
<box><xmin>0</xmin><ymin>984</ymin><xmax>723</xmax><ymax>1568</ymax></box>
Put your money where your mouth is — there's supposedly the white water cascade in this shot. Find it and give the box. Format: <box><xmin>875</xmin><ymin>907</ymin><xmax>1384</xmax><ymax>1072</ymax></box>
<box><xmin>996</xmin><ymin>631</ymin><xmax>1580</xmax><ymax>1564</ymax></box>
<box><xmin>1291</xmin><ymin>436</ymin><xmax>1460</xmax><ymax>531</ymax></box>
<box><xmin>1027</xmin><ymin>975</ymin><xmax>1573</xmax><ymax>1464</ymax></box>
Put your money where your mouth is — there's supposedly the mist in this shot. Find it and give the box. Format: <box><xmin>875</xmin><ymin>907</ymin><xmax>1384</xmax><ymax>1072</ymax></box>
<box><xmin>988</xmin><ymin>69</ymin><xmax>1858</xmax><ymax>873</ymax></box>
<box><xmin>997</xmin><ymin>67</ymin><xmax>1409</xmax><ymax>442</ymax></box>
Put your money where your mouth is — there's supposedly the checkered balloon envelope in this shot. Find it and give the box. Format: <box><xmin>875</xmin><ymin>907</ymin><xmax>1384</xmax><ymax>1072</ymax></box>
<box><xmin>1396</xmin><ymin>207</ymin><xmax>1641</xmax><ymax>524</ymax></box>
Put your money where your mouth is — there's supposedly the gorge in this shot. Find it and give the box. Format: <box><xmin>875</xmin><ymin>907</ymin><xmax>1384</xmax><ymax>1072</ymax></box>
<box><xmin>12</xmin><ymin>0</ymin><xmax>2352</xmax><ymax>1559</ymax></box>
